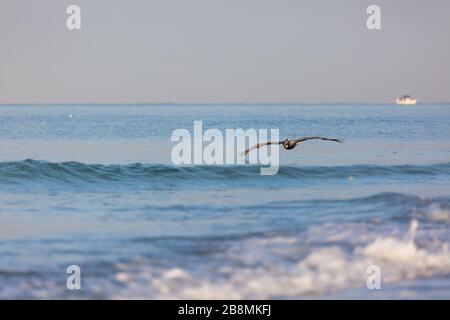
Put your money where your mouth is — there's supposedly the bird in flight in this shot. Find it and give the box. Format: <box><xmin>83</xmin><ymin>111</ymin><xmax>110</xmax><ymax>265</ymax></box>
<box><xmin>244</xmin><ymin>136</ymin><xmax>342</xmax><ymax>155</ymax></box>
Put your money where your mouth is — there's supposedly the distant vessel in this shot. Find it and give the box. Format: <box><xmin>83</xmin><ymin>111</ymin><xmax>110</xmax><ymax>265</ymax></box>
<box><xmin>396</xmin><ymin>95</ymin><xmax>417</xmax><ymax>105</ymax></box>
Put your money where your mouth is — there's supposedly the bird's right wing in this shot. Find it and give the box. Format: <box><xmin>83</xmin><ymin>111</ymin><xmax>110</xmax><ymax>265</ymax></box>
<box><xmin>293</xmin><ymin>136</ymin><xmax>342</xmax><ymax>144</ymax></box>
<box><xmin>243</xmin><ymin>141</ymin><xmax>283</xmax><ymax>155</ymax></box>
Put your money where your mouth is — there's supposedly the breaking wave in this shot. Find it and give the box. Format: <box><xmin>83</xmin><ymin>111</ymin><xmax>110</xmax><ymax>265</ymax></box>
<box><xmin>109</xmin><ymin>220</ymin><xmax>450</xmax><ymax>299</ymax></box>
<box><xmin>1</xmin><ymin>160</ymin><xmax>449</xmax><ymax>188</ymax></box>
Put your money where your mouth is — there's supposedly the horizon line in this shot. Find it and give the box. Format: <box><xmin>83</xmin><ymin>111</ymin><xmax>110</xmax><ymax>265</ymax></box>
<box><xmin>1</xmin><ymin>101</ymin><xmax>450</xmax><ymax>106</ymax></box>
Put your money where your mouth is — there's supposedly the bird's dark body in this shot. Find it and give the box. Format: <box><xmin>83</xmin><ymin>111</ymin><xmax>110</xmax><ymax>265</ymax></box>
<box><xmin>283</xmin><ymin>139</ymin><xmax>297</xmax><ymax>150</ymax></box>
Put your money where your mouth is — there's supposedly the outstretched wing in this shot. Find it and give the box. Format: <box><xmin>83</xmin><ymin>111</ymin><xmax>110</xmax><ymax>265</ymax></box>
<box><xmin>244</xmin><ymin>141</ymin><xmax>283</xmax><ymax>155</ymax></box>
<box><xmin>293</xmin><ymin>136</ymin><xmax>342</xmax><ymax>144</ymax></box>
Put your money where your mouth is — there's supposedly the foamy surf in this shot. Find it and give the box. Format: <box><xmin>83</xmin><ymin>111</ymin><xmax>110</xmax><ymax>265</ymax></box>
<box><xmin>101</xmin><ymin>220</ymin><xmax>450</xmax><ymax>299</ymax></box>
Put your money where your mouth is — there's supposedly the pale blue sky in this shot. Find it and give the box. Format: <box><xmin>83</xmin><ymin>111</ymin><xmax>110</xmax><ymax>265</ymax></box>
<box><xmin>1</xmin><ymin>0</ymin><xmax>449</xmax><ymax>103</ymax></box>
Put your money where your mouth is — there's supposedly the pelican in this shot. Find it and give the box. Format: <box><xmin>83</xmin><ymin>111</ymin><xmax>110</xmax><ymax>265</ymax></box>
<box><xmin>244</xmin><ymin>136</ymin><xmax>342</xmax><ymax>155</ymax></box>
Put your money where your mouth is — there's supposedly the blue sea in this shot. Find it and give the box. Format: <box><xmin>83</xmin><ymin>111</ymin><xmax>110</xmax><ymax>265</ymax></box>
<box><xmin>1</xmin><ymin>104</ymin><xmax>450</xmax><ymax>299</ymax></box>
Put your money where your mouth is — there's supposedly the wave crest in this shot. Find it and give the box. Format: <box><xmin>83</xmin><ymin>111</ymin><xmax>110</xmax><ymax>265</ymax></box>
<box><xmin>1</xmin><ymin>159</ymin><xmax>449</xmax><ymax>186</ymax></box>
<box><xmin>111</xmin><ymin>220</ymin><xmax>450</xmax><ymax>299</ymax></box>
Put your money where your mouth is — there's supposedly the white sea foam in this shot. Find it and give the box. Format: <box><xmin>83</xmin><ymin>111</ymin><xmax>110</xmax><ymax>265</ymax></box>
<box><xmin>112</xmin><ymin>220</ymin><xmax>450</xmax><ymax>299</ymax></box>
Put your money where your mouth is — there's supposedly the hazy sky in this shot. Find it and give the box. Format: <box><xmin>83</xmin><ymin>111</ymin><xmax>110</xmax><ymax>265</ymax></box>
<box><xmin>1</xmin><ymin>0</ymin><xmax>449</xmax><ymax>103</ymax></box>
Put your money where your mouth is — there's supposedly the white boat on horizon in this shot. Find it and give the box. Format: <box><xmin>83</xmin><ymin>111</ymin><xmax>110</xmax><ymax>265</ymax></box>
<box><xmin>396</xmin><ymin>95</ymin><xmax>417</xmax><ymax>105</ymax></box>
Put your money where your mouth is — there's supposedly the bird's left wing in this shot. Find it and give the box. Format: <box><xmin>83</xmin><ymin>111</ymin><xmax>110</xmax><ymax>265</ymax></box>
<box><xmin>243</xmin><ymin>141</ymin><xmax>283</xmax><ymax>155</ymax></box>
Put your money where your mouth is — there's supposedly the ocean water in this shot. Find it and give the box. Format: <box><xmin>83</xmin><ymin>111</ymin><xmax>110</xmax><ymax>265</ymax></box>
<box><xmin>1</xmin><ymin>104</ymin><xmax>450</xmax><ymax>299</ymax></box>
